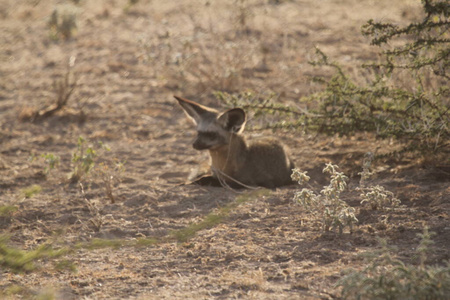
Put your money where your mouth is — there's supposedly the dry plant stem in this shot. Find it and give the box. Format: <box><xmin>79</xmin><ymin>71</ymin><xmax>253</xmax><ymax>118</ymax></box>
<box><xmin>100</xmin><ymin>172</ymin><xmax>116</xmax><ymax>203</ymax></box>
<box><xmin>33</xmin><ymin>57</ymin><xmax>77</xmax><ymax>122</ymax></box>
<box><xmin>95</xmin><ymin>161</ymin><xmax>125</xmax><ymax>203</ymax></box>
<box><xmin>105</xmin><ymin>179</ymin><xmax>115</xmax><ymax>204</ymax></box>
<box><xmin>79</xmin><ymin>182</ymin><xmax>103</xmax><ymax>232</ymax></box>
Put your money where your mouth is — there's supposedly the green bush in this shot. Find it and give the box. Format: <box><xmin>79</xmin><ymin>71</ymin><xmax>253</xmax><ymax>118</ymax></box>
<box><xmin>216</xmin><ymin>0</ymin><xmax>449</xmax><ymax>156</ymax></box>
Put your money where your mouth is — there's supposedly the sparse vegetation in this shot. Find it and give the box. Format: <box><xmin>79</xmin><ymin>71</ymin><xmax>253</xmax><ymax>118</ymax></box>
<box><xmin>81</xmin><ymin>237</ymin><xmax>158</xmax><ymax>250</ymax></box>
<box><xmin>359</xmin><ymin>185</ymin><xmax>401</xmax><ymax>210</ymax></box>
<box><xmin>123</xmin><ymin>0</ymin><xmax>140</xmax><ymax>13</ymax></box>
<box><xmin>22</xmin><ymin>57</ymin><xmax>78</xmax><ymax>123</ymax></box>
<box><xmin>69</xmin><ymin>137</ymin><xmax>96</xmax><ymax>182</ymax></box>
<box><xmin>357</xmin><ymin>152</ymin><xmax>401</xmax><ymax>210</ymax></box>
<box><xmin>172</xmin><ymin>189</ymin><xmax>269</xmax><ymax>242</ymax></box>
<box><xmin>0</xmin><ymin>235</ymin><xmax>67</xmax><ymax>273</ymax></box>
<box><xmin>49</xmin><ymin>56</ymin><xmax>77</xmax><ymax>109</ymax></box>
<box><xmin>0</xmin><ymin>205</ymin><xmax>18</xmax><ymax>228</ymax></box>
<box><xmin>21</xmin><ymin>185</ymin><xmax>42</xmax><ymax>199</ymax></box>
<box><xmin>79</xmin><ymin>182</ymin><xmax>104</xmax><ymax>232</ymax></box>
<box><xmin>41</xmin><ymin>153</ymin><xmax>60</xmax><ymax>175</ymax></box>
<box><xmin>48</xmin><ymin>7</ymin><xmax>77</xmax><ymax>41</ymax></box>
<box><xmin>0</xmin><ymin>205</ymin><xmax>18</xmax><ymax>217</ymax></box>
<box><xmin>233</xmin><ymin>0</ymin><xmax>254</xmax><ymax>34</ymax></box>
<box><xmin>337</xmin><ymin>227</ymin><xmax>450</xmax><ymax>300</ymax></box>
<box><xmin>69</xmin><ymin>137</ymin><xmax>109</xmax><ymax>183</ymax></box>
<box><xmin>2</xmin><ymin>0</ymin><xmax>449</xmax><ymax>299</ymax></box>
<box><xmin>215</xmin><ymin>91</ymin><xmax>282</xmax><ymax>122</ymax></box>
<box><xmin>70</xmin><ymin>137</ymin><xmax>125</xmax><ymax>204</ymax></box>
<box><xmin>292</xmin><ymin>157</ymin><xmax>402</xmax><ymax>233</ymax></box>
<box><xmin>93</xmin><ymin>160</ymin><xmax>126</xmax><ymax>203</ymax></box>
<box><xmin>54</xmin><ymin>259</ymin><xmax>77</xmax><ymax>272</ymax></box>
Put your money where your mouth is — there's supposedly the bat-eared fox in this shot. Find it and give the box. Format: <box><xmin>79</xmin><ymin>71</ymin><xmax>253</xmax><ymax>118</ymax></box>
<box><xmin>175</xmin><ymin>96</ymin><xmax>295</xmax><ymax>188</ymax></box>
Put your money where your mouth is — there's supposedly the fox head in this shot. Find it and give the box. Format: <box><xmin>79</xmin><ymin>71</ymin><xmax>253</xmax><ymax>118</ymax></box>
<box><xmin>174</xmin><ymin>96</ymin><xmax>247</xmax><ymax>150</ymax></box>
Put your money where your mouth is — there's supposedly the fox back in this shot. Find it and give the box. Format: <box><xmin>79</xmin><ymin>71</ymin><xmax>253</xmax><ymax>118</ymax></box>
<box><xmin>174</xmin><ymin>96</ymin><xmax>294</xmax><ymax>188</ymax></box>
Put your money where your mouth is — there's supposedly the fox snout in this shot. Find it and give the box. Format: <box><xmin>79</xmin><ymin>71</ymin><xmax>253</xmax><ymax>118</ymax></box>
<box><xmin>192</xmin><ymin>131</ymin><xmax>224</xmax><ymax>150</ymax></box>
<box><xmin>192</xmin><ymin>137</ymin><xmax>210</xmax><ymax>150</ymax></box>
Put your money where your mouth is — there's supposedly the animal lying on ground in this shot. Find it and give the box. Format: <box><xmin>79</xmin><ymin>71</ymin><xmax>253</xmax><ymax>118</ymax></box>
<box><xmin>174</xmin><ymin>95</ymin><xmax>295</xmax><ymax>188</ymax></box>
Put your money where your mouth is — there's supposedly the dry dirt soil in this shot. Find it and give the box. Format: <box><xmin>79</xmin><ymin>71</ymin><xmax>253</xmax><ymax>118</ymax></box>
<box><xmin>0</xmin><ymin>0</ymin><xmax>449</xmax><ymax>299</ymax></box>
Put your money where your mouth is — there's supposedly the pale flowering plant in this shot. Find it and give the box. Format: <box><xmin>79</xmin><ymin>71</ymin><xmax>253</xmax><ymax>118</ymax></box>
<box><xmin>291</xmin><ymin>164</ymin><xmax>358</xmax><ymax>234</ymax></box>
<box><xmin>359</xmin><ymin>185</ymin><xmax>401</xmax><ymax>210</ymax></box>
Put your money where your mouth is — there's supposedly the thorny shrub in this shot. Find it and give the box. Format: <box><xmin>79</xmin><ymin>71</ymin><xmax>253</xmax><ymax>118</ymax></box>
<box><xmin>217</xmin><ymin>0</ymin><xmax>449</xmax><ymax>156</ymax></box>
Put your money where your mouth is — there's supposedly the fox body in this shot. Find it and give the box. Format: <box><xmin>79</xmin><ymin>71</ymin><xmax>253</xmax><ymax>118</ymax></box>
<box><xmin>175</xmin><ymin>96</ymin><xmax>294</xmax><ymax>188</ymax></box>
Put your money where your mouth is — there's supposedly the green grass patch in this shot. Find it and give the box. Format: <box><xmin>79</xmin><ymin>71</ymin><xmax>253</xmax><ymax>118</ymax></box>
<box><xmin>135</xmin><ymin>237</ymin><xmax>159</xmax><ymax>247</ymax></box>
<box><xmin>82</xmin><ymin>238</ymin><xmax>126</xmax><ymax>250</ymax></box>
<box><xmin>0</xmin><ymin>235</ymin><xmax>67</xmax><ymax>273</ymax></box>
<box><xmin>1</xmin><ymin>190</ymin><xmax>270</xmax><ymax>274</ymax></box>
<box><xmin>21</xmin><ymin>185</ymin><xmax>42</xmax><ymax>199</ymax></box>
<box><xmin>54</xmin><ymin>259</ymin><xmax>77</xmax><ymax>272</ymax></box>
<box><xmin>0</xmin><ymin>205</ymin><xmax>18</xmax><ymax>217</ymax></box>
<box><xmin>171</xmin><ymin>189</ymin><xmax>270</xmax><ymax>242</ymax></box>
<box><xmin>77</xmin><ymin>237</ymin><xmax>159</xmax><ymax>250</ymax></box>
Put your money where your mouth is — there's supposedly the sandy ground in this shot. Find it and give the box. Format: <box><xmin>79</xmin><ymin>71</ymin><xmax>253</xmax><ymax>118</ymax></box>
<box><xmin>0</xmin><ymin>0</ymin><xmax>449</xmax><ymax>299</ymax></box>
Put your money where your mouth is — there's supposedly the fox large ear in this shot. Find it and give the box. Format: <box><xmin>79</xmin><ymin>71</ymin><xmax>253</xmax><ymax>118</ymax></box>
<box><xmin>218</xmin><ymin>108</ymin><xmax>246</xmax><ymax>133</ymax></box>
<box><xmin>174</xmin><ymin>95</ymin><xmax>211</xmax><ymax>125</ymax></box>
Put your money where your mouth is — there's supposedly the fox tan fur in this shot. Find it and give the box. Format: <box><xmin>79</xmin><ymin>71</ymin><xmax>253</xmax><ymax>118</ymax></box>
<box><xmin>174</xmin><ymin>96</ymin><xmax>294</xmax><ymax>188</ymax></box>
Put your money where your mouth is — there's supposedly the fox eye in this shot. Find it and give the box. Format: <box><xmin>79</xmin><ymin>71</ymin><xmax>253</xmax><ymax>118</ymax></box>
<box><xmin>198</xmin><ymin>131</ymin><xmax>218</xmax><ymax>140</ymax></box>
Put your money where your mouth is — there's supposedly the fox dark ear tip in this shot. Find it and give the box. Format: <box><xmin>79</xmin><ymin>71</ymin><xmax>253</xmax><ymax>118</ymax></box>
<box><xmin>174</xmin><ymin>95</ymin><xmax>189</xmax><ymax>103</ymax></box>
